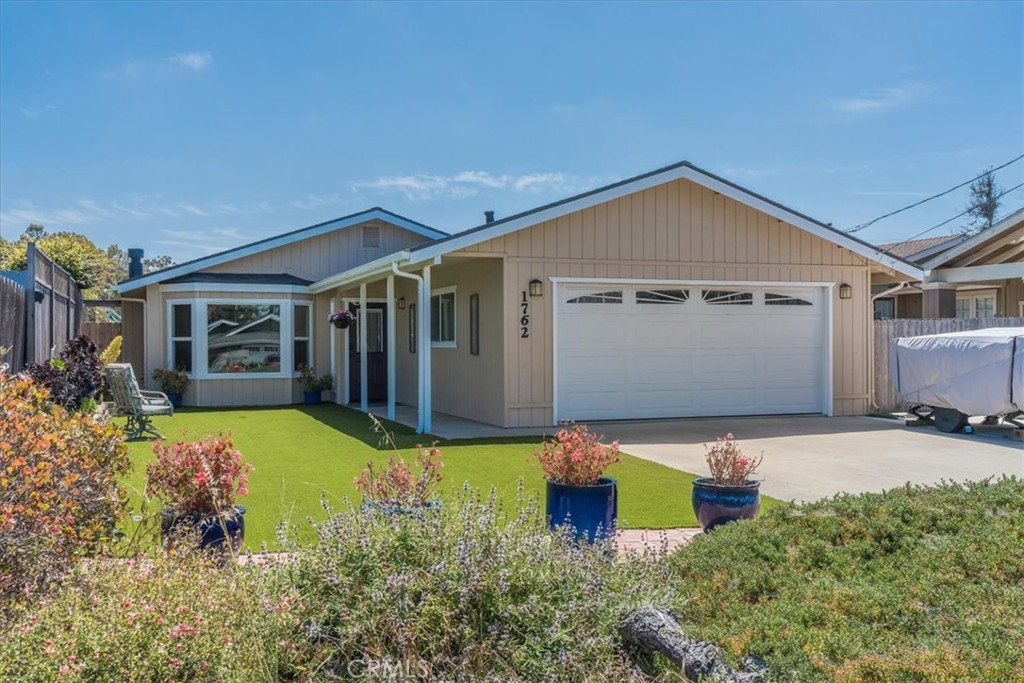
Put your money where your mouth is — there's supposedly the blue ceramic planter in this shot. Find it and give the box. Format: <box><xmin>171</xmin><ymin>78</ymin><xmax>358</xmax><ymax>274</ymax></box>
<box><xmin>303</xmin><ymin>391</ymin><xmax>322</xmax><ymax>405</ymax></box>
<box><xmin>166</xmin><ymin>392</ymin><xmax>183</xmax><ymax>408</ymax></box>
<box><xmin>545</xmin><ymin>477</ymin><xmax>617</xmax><ymax>542</ymax></box>
<box><xmin>691</xmin><ymin>478</ymin><xmax>760</xmax><ymax>532</ymax></box>
<box><xmin>161</xmin><ymin>506</ymin><xmax>246</xmax><ymax>554</ymax></box>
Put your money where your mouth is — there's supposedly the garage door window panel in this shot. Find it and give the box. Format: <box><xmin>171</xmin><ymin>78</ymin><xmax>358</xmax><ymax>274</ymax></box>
<box><xmin>566</xmin><ymin>290</ymin><xmax>623</xmax><ymax>304</ymax></box>
<box><xmin>702</xmin><ymin>289</ymin><xmax>753</xmax><ymax>305</ymax></box>
<box><xmin>636</xmin><ymin>289</ymin><xmax>689</xmax><ymax>304</ymax></box>
<box><xmin>765</xmin><ymin>292</ymin><xmax>813</xmax><ymax>306</ymax></box>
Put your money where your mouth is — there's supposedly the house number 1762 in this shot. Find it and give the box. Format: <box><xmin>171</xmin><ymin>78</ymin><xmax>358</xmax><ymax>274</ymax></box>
<box><xmin>520</xmin><ymin>291</ymin><xmax>530</xmax><ymax>338</ymax></box>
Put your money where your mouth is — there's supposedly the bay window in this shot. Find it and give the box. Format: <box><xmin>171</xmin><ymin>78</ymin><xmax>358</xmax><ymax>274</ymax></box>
<box><xmin>167</xmin><ymin>299</ymin><xmax>313</xmax><ymax>378</ymax></box>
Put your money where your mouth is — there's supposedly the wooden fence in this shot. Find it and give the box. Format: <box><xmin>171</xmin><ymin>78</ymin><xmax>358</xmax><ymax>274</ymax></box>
<box><xmin>82</xmin><ymin>322</ymin><xmax>122</xmax><ymax>358</ymax></box>
<box><xmin>873</xmin><ymin>317</ymin><xmax>1024</xmax><ymax>412</ymax></box>
<box><xmin>0</xmin><ymin>243</ymin><xmax>84</xmax><ymax>372</ymax></box>
<box><xmin>0</xmin><ymin>275</ymin><xmax>27</xmax><ymax>372</ymax></box>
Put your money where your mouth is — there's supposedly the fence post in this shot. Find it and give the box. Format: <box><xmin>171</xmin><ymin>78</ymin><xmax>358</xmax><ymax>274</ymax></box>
<box><xmin>25</xmin><ymin>243</ymin><xmax>36</xmax><ymax>365</ymax></box>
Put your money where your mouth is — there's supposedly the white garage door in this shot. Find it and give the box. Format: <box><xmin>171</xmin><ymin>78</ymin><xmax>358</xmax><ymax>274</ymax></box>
<box><xmin>555</xmin><ymin>282</ymin><xmax>829</xmax><ymax>421</ymax></box>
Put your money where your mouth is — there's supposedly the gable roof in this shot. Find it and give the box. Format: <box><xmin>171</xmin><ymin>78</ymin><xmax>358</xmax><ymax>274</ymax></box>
<box><xmin>878</xmin><ymin>234</ymin><xmax>964</xmax><ymax>263</ymax></box>
<box><xmin>311</xmin><ymin>160</ymin><xmax>923</xmax><ymax>292</ymax></box>
<box><xmin>115</xmin><ymin>207</ymin><xmax>445</xmax><ymax>294</ymax></box>
<box><xmin>921</xmin><ymin>206</ymin><xmax>1024</xmax><ymax>270</ymax></box>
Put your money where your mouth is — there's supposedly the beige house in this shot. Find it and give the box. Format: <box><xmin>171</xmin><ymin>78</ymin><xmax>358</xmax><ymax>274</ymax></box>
<box><xmin>873</xmin><ymin>207</ymin><xmax>1024</xmax><ymax>320</ymax></box>
<box><xmin>117</xmin><ymin>161</ymin><xmax>923</xmax><ymax>431</ymax></box>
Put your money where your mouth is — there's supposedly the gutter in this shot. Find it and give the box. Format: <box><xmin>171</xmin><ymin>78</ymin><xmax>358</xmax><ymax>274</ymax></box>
<box><xmin>309</xmin><ymin>250</ymin><xmax>413</xmax><ymax>294</ymax></box>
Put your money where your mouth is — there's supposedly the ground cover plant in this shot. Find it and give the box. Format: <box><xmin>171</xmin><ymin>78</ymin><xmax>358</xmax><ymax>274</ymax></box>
<box><xmin>121</xmin><ymin>405</ymin><xmax>710</xmax><ymax>549</ymax></box>
<box><xmin>668</xmin><ymin>477</ymin><xmax>1024</xmax><ymax>682</ymax></box>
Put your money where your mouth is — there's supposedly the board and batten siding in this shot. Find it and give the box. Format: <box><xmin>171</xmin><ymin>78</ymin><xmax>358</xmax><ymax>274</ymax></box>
<box><xmin>456</xmin><ymin>178</ymin><xmax>874</xmax><ymax>427</ymax></box>
<box><xmin>206</xmin><ymin>221</ymin><xmax>433</xmax><ymax>281</ymax></box>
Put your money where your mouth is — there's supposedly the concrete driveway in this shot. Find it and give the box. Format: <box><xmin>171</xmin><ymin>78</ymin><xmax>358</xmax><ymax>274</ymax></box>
<box><xmin>604</xmin><ymin>416</ymin><xmax>1024</xmax><ymax>503</ymax></box>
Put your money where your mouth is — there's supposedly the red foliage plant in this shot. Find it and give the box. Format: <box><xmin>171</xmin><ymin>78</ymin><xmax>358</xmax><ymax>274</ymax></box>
<box><xmin>535</xmin><ymin>422</ymin><xmax>620</xmax><ymax>486</ymax></box>
<box><xmin>145</xmin><ymin>435</ymin><xmax>253</xmax><ymax>517</ymax></box>
<box><xmin>353</xmin><ymin>444</ymin><xmax>444</xmax><ymax>508</ymax></box>
<box><xmin>703</xmin><ymin>433</ymin><xmax>763</xmax><ymax>486</ymax></box>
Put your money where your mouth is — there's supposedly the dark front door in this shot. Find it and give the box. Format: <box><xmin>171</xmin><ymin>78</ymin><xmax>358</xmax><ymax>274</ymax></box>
<box><xmin>348</xmin><ymin>303</ymin><xmax>388</xmax><ymax>403</ymax></box>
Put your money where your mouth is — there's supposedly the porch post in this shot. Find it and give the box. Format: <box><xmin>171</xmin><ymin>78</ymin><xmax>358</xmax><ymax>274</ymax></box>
<box><xmin>421</xmin><ymin>265</ymin><xmax>432</xmax><ymax>434</ymax></box>
<box><xmin>360</xmin><ymin>283</ymin><xmax>368</xmax><ymax>412</ymax></box>
<box><xmin>386</xmin><ymin>275</ymin><xmax>396</xmax><ymax>420</ymax></box>
<box><xmin>341</xmin><ymin>293</ymin><xmax>350</xmax><ymax>405</ymax></box>
<box><xmin>329</xmin><ymin>296</ymin><xmax>339</xmax><ymax>404</ymax></box>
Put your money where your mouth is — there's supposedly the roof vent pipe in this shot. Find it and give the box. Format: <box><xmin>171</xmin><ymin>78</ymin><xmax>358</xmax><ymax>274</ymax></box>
<box><xmin>127</xmin><ymin>248</ymin><xmax>145</xmax><ymax>279</ymax></box>
<box><xmin>484</xmin><ymin>211</ymin><xmax>495</xmax><ymax>224</ymax></box>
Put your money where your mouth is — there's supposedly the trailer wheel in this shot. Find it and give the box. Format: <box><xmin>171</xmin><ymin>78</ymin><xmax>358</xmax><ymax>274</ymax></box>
<box><xmin>933</xmin><ymin>408</ymin><xmax>969</xmax><ymax>433</ymax></box>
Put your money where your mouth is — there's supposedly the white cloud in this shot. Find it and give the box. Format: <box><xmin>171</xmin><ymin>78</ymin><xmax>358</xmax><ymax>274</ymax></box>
<box><xmin>290</xmin><ymin>193</ymin><xmax>349</xmax><ymax>210</ymax></box>
<box><xmin>169</xmin><ymin>51</ymin><xmax>213</xmax><ymax>71</ymax></box>
<box><xmin>354</xmin><ymin>171</ymin><xmax>583</xmax><ymax>201</ymax></box>
<box><xmin>113</xmin><ymin>201</ymin><xmax>150</xmax><ymax>219</ymax></box>
<box><xmin>178</xmin><ymin>203</ymin><xmax>210</xmax><ymax>217</ymax></box>
<box><xmin>0</xmin><ymin>202</ymin><xmax>93</xmax><ymax>228</ymax></box>
<box><xmin>830</xmin><ymin>84</ymin><xmax>931</xmax><ymax>115</ymax></box>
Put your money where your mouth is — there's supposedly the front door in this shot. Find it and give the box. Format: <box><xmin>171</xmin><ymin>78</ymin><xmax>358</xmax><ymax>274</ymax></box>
<box><xmin>348</xmin><ymin>302</ymin><xmax>388</xmax><ymax>403</ymax></box>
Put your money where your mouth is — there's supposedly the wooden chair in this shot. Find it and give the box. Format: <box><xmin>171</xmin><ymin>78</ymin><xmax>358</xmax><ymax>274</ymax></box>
<box><xmin>105</xmin><ymin>363</ymin><xmax>174</xmax><ymax>440</ymax></box>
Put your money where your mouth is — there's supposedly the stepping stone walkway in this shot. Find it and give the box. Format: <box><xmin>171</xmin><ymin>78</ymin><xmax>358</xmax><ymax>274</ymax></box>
<box><xmin>614</xmin><ymin>528</ymin><xmax>702</xmax><ymax>555</ymax></box>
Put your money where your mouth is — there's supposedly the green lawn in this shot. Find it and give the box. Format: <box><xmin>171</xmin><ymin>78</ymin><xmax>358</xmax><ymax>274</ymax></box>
<box><xmin>121</xmin><ymin>404</ymin><xmax>745</xmax><ymax>549</ymax></box>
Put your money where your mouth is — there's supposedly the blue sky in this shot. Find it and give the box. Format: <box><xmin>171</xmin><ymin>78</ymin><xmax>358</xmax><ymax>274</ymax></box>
<box><xmin>1</xmin><ymin>1</ymin><xmax>1022</xmax><ymax>262</ymax></box>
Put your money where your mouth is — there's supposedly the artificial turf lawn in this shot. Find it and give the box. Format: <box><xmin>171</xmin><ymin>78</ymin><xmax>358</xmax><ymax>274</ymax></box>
<box><xmin>120</xmin><ymin>404</ymin><xmax>774</xmax><ymax>550</ymax></box>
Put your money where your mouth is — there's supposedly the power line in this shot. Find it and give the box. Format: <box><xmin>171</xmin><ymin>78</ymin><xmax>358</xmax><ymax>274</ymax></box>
<box><xmin>845</xmin><ymin>154</ymin><xmax>1024</xmax><ymax>234</ymax></box>
<box><xmin>888</xmin><ymin>181</ymin><xmax>1024</xmax><ymax>245</ymax></box>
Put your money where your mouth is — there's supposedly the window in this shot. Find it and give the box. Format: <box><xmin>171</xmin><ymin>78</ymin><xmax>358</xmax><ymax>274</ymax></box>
<box><xmin>207</xmin><ymin>304</ymin><xmax>281</xmax><ymax>374</ymax></box>
<box><xmin>469</xmin><ymin>293</ymin><xmax>480</xmax><ymax>356</ymax></box>
<box><xmin>409</xmin><ymin>303</ymin><xmax>417</xmax><ymax>353</ymax></box>
<box><xmin>765</xmin><ymin>292</ymin><xmax>813</xmax><ymax>306</ymax></box>
<box><xmin>703</xmin><ymin>289</ymin><xmax>753</xmax><ymax>305</ymax></box>
<box><xmin>636</xmin><ymin>289</ymin><xmax>689</xmax><ymax>304</ymax></box>
<box><xmin>431</xmin><ymin>288</ymin><xmax>456</xmax><ymax>347</ymax></box>
<box><xmin>874</xmin><ymin>297</ymin><xmax>895</xmax><ymax>320</ymax></box>
<box><xmin>293</xmin><ymin>303</ymin><xmax>311</xmax><ymax>371</ymax></box>
<box><xmin>566</xmin><ymin>290</ymin><xmax>623</xmax><ymax>304</ymax></box>
<box><xmin>956</xmin><ymin>290</ymin><xmax>997</xmax><ymax>319</ymax></box>
<box><xmin>170</xmin><ymin>303</ymin><xmax>193</xmax><ymax>372</ymax></box>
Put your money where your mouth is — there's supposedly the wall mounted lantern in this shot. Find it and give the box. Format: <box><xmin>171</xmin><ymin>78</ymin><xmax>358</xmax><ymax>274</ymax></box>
<box><xmin>528</xmin><ymin>278</ymin><xmax>543</xmax><ymax>297</ymax></box>
<box><xmin>839</xmin><ymin>283</ymin><xmax>852</xmax><ymax>300</ymax></box>
<box><xmin>397</xmin><ymin>296</ymin><xmax>406</xmax><ymax>309</ymax></box>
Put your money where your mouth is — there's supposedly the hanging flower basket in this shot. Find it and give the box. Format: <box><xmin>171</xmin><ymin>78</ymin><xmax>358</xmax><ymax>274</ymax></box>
<box><xmin>329</xmin><ymin>309</ymin><xmax>356</xmax><ymax>329</ymax></box>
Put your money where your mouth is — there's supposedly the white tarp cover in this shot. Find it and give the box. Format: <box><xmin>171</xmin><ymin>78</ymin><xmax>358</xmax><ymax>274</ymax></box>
<box><xmin>891</xmin><ymin>327</ymin><xmax>1024</xmax><ymax>416</ymax></box>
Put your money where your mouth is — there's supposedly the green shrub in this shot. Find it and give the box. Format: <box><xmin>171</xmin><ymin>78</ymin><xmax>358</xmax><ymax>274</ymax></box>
<box><xmin>667</xmin><ymin>478</ymin><xmax>1024</xmax><ymax>682</ymax></box>
<box><xmin>283</xmin><ymin>484</ymin><xmax>675</xmax><ymax>681</ymax></box>
<box><xmin>0</xmin><ymin>373</ymin><xmax>130</xmax><ymax>617</ymax></box>
<box><xmin>0</xmin><ymin>549</ymin><xmax>304</xmax><ymax>683</ymax></box>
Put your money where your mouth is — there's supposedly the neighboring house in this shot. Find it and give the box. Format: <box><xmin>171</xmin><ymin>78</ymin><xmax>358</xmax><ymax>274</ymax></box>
<box><xmin>116</xmin><ymin>161</ymin><xmax>922</xmax><ymax>431</ymax></box>
<box><xmin>873</xmin><ymin>207</ymin><xmax>1024</xmax><ymax>319</ymax></box>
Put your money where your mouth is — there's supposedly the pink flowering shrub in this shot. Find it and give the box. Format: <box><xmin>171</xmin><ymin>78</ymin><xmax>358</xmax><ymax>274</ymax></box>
<box><xmin>703</xmin><ymin>433</ymin><xmax>763</xmax><ymax>485</ymax></box>
<box><xmin>146</xmin><ymin>435</ymin><xmax>253</xmax><ymax>516</ymax></box>
<box><xmin>535</xmin><ymin>422</ymin><xmax>620</xmax><ymax>486</ymax></box>
<box><xmin>353</xmin><ymin>444</ymin><xmax>444</xmax><ymax>508</ymax></box>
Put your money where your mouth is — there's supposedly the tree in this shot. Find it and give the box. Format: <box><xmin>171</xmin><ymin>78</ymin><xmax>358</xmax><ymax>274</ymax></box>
<box><xmin>0</xmin><ymin>230</ymin><xmax>117</xmax><ymax>291</ymax></box>
<box><xmin>963</xmin><ymin>170</ymin><xmax>1001</xmax><ymax>236</ymax></box>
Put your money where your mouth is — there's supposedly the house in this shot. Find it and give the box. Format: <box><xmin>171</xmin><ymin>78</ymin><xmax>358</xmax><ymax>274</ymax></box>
<box><xmin>873</xmin><ymin>207</ymin><xmax>1024</xmax><ymax>319</ymax></box>
<box><xmin>116</xmin><ymin>161</ymin><xmax>923</xmax><ymax>431</ymax></box>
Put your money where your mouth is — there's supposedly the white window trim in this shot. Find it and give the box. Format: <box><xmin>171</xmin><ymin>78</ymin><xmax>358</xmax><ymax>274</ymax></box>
<box><xmin>167</xmin><ymin>298</ymin><xmax>315</xmax><ymax>380</ymax></box>
<box><xmin>166</xmin><ymin>302</ymin><xmax>194</xmax><ymax>375</ymax></box>
<box><xmin>430</xmin><ymin>285</ymin><xmax>457</xmax><ymax>349</ymax></box>
<box><xmin>955</xmin><ymin>289</ymin><xmax>997</xmax><ymax>319</ymax></box>
<box><xmin>293</xmin><ymin>302</ymin><xmax>313</xmax><ymax>373</ymax></box>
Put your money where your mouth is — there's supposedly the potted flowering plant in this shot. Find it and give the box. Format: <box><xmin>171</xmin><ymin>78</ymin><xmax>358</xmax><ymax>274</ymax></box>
<box><xmin>691</xmin><ymin>433</ymin><xmax>763</xmax><ymax>531</ymax></box>
<box><xmin>354</xmin><ymin>446</ymin><xmax>444</xmax><ymax>515</ymax></box>
<box><xmin>536</xmin><ymin>422</ymin><xmax>620</xmax><ymax>542</ymax></box>
<box><xmin>145</xmin><ymin>434</ymin><xmax>254</xmax><ymax>553</ymax></box>
<box><xmin>328</xmin><ymin>309</ymin><xmax>357</xmax><ymax>330</ymax></box>
<box><xmin>152</xmin><ymin>368</ymin><xmax>190</xmax><ymax>408</ymax></box>
<box><xmin>297</xmin><ymin>365</ymin><xmax>333</xmax><ymax>404</ymax></box>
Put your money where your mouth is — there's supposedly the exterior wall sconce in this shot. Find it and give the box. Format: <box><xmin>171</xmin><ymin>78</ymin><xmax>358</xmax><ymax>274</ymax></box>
<box><xmin>839</xmin><ymin>283</ymin><xmax>852</xmax><ymax>300</ymax></box>
<box><xmin>528</xmin><ymin>278</ymin><xmax>543</xmax><ymax>297</ymax></box>
<box><xmin>397</xmin><ymin>296</ymin><xmax>406</xmax><ymax>309</ymax></box>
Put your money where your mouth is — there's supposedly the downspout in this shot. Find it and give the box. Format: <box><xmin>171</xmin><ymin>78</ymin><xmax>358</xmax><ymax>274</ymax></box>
<box><xmin>391</xmin><ymin>263</ymin><xmax>425</xmax><ymax>433</ymax></box>
<box><xmin>868</xmin><ymin>282</ymin><xmax>913</xmax><ymax>411</ymax></box>
<box><xmin>118</xmin><ymin>297</ymin><xmax>147</xmax><ymax>384</ymax></box>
